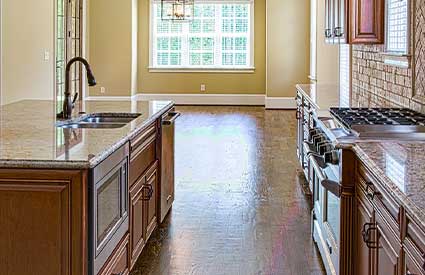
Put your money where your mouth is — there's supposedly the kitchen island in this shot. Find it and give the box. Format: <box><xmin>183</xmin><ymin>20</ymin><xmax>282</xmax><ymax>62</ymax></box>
<box><xmin>0</xmin><ymin>99</ymin><xmax>177</xmax><ymax>275</ymax></box>
<box><xmin>296</xmin><ymin>83</ymin><xmax>425</xmax><ymax>275</ymax></box>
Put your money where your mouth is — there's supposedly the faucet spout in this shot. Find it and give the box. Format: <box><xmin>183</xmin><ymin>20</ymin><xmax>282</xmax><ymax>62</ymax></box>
<box><xmin>58</xmin><ymin>57</ymin><xmax>96</xmax><ymax>119</ymax></box>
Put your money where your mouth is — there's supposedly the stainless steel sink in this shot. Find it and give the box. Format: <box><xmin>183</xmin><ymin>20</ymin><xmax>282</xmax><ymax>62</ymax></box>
<box><xmin>59</xmin><ymin>122</ymin><xmax>127</xmax><ymax>129</ymax></box>
<box><xmin>81</xmin><ymin>114</ymin><xmax>140</xmax><ymax>124</ymax></box>
<box><xmin>57</xmin><ymin>113</ymin><xmax>141</xmax><ymax>129</ymax></box>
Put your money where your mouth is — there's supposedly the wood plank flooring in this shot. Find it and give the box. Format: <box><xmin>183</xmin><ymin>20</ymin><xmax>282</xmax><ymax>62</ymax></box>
<box><xmin>130</xmin><ymin>106</ymin><xmax>325</xmax><ymax>275</ymax></box>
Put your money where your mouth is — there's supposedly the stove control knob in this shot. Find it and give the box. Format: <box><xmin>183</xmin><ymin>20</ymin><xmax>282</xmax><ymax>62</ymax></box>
<box><xmin>324</xmin><ymin>150</ymin><xmax>339</xmax><ymax>165</ymax></box>
<box><xmin>309</xmin><ymin>128</ymin><xmax>321</xmax><ymax>140</ymax></box>
<box><xmin>318</xmin><ymin>142</ymin><xmax>333</xmax><ymax>155</ymax></box>
<box><xmin>312</xmin><ymin>134</ymin><xmax>325</xmax><ymax>146</ymax></box>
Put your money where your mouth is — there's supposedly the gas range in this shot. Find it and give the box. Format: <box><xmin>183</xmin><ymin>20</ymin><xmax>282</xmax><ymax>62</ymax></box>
<box><xmin>298</xmin><ymin>106</ymin><xmax>425</xmax><ymax>275</ymax></box>
<box><xmin>321</xmin><ymin>108</ymin><xmax>425</xmax><ymax>142</ymax></box>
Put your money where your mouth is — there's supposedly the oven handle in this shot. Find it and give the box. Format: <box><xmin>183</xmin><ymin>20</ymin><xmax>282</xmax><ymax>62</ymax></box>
<box><xmin>309</xmin><ymin>155</ymin><xmax>342</xmax><ymax>198</ymax></box>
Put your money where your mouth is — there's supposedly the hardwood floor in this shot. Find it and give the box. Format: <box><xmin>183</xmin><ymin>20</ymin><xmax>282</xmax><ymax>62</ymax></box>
<box><xmin>130</xmin><ymin>106</ymin><xmax>325</xmax><ymax>275</ymax></box>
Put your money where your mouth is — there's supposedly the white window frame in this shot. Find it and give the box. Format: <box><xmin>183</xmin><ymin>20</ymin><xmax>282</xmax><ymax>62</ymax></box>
<box><xmin>148</xmin><ymin>0</ymin><xmax>255</xmax><ymax>73</ymax></box>
<box><xmin>383</xmin><ymin>0</ymin><xmax>411</xmax><ymax>68</ymax></box>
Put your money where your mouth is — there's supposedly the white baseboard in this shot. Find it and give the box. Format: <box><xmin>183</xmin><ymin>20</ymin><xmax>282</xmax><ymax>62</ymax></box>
<box><xmin>134</xmin><ymin>93</ymin><xmax>265</xmax><ymax>106</ymax></box>
<box><xmin>85</xmin><ymin>96</ymin><xmax>136</xmax><ymax>101</ymax></box>
<box><xmin>84</xmin><ymin>94</ymin><xmax>295</xmax><ymax>109</ymax></box>
<box><xmin>265</xmin><ymin>97</ymin><xmax>296</xmax><ymax>109</ymax></box>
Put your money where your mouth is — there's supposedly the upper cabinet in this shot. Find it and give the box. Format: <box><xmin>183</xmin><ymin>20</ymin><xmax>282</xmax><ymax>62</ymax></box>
<box><xmin>349</xmin><ymin>0</ymin><xmax>385</xmax><ymax>43</ymax></box>
<box><xmin>325</xmin><ymin>0</ymin><xmax>385</xmax><ymax>44</ymax></box>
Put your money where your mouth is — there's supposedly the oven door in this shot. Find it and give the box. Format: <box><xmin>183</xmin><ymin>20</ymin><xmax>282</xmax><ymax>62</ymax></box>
<box><xmin>310</xmin><ymin>155</ymin><xmax>341</xmax><ymax>275</ymax></box>
<box><xmin>89</xmin><ymin>157</ymin><xmax>129</xmax><ymax>275</ymax></box>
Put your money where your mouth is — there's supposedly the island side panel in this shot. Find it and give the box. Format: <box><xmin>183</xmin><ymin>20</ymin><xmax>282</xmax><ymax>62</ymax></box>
<box><xmin>0</xmin><ymin>169</ymin><xmax>88</xmax><ymax>275</ymax></box>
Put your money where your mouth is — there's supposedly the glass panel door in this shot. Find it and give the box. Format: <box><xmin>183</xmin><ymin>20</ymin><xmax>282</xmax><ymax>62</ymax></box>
<box><xmin>55</xmin><ymin>0</ymin><xmax>83</xmax><ymax>114</ymax></box>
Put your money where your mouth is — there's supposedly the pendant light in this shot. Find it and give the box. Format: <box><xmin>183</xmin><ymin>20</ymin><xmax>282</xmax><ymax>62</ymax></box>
<box><xmin>161</xmin><ymin>0</ymin><xmax>195</xmax><ymax>21</ymax></box>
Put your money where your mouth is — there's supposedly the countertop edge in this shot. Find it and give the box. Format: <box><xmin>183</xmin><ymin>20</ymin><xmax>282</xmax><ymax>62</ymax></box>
<box><xmin>351</xmin><ymin>144</ymin><xmax>425</xmax><ymax>231</ymax></box>
<box><xmin>0</xmin><ymin>101</ymin><xmax>175</xmax><ymax>170</ymax></box>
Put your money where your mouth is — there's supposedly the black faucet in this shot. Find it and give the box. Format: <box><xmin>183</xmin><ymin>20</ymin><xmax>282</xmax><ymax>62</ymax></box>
<box><xmin>58</xmin><ymin>57</ymin><xmax>97</xmax><ymax>119</ymax></box>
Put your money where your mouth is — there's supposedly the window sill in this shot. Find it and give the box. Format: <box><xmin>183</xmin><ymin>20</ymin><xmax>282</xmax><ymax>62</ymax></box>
<box><xmin>380</xmin><ymin>52</ymin><xmax>411</xmax><ymax>68</ymax></box>
<box><xmin>148</xmin><ymin>67</ymin><xmax>256</xmax><ymax>74</ymax></box>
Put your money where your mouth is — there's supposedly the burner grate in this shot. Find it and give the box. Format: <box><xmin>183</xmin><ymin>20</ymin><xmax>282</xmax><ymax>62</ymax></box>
<box><xmin>329</xmin><ymin>108</ymin><xmax>425</xmax><ymax>128</ymax></box>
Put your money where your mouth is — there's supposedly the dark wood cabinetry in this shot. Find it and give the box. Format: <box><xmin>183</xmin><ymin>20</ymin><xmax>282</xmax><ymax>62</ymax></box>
<box><xmin>349</xmin><ymin>0</ymin><xmax>385</xmax><ymax>44</ymax></box>
<box><xmin>324</xmin><ymin>0</ymin><xmax>385</xmax><ymax>44</ymax></box>
<box><xmin>0</xmin><ymin>169</ymin><xmax>88</xmax><ymax>275</ymax></box>
<box><xmin>129</xmin><ymin>161</ymin><xmax>158</xmax><ymax>268</ymax></box>
<box><xmin>355</xmin><ymin>185</ymin><xmax>375</xmax><ymax>275</ymax></box>
<box><xmin>98</xmin><ymin>234</ymin><xmax>130</xmax><ymax>275</ymax></box>
<box><xmin>355</xmin><ymin>162</ymin><xmax>425</xmax><ymax>275</ymax></box>
<box><xmin>128</xmin><ymin>121</ymin><xmax>160</xmax><ymax>269</ymax></box>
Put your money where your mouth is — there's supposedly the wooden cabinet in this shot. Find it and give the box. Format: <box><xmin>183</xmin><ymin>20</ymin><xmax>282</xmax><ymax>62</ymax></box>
<box><xmin>145</xmin><ymin>163</ymin><xmax>158</xmax><ymax>240</ymax></box>
<box><xmin>355</xmin><ymin>185</ymin><xmax>375</xmax><ymax>275</ymax></box>
<box><xmin>129</xmin><ymin>123</ymin><xmax>157</xmax><ymax>187</ymax></box>
<box><xmin>0</xmin><ymin>169</ymin><xmax>87</xmax><ymax>275</ymax></box>
<box><xmin>355</xmin><ymin>165</ymin><xmax>402</xmax><ymax>275</ymax></box>
<box><xmin>349</xmin><ymin>0</ymin><xmax>385</xmax><ymax>44</ymax></box>
<box><xmin>129</xmin><ymin>161</ymin><xmax>158</xmax><ymax>268</ymax></box>
<box><xmin>324</xmin><ymin>0</ymin><xmax>384</xmax><ymax>44</ymax></box>
<box><xmin>98</xmin><ymin>234</ymin><xmax>130</xmax><ymax>275</ymax></box>
<box><xmin>375</xmin><ymin>212</ymin><xmax>400</xmax><ymax>275</ymax></box>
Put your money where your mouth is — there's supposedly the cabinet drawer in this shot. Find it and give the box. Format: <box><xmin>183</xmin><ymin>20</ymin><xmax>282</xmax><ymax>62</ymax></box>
<box><xmin>98</xmin><ymin>233</ymin><xmax>130</xmax><ymax>275</ymax></box>
<box><xmin>405</xmin><ymin>214</ymin><xmax>425</xmax><ymax>273</ymax></box>
<box><xmin>357</xmin><ymin>166</ymin><xmax>400</xmax><ymax>228</ymax></box>
<box><xmin>129</xmin><ymin>124</ymin><xmax>157</xmax><ymax>186</ymax></box>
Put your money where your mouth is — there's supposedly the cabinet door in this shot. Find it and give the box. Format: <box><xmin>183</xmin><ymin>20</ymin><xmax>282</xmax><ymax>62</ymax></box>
<box><xmin>145</xmin><ymin>163</ymin><xmax>158</xmax><ymax>240</ymax></box>
<box><xmin>375</xmin><ymin>220</ymin><xmax>400</xmax><ymax>275</ymax></box>
<box><xmin>404</xmin><ymin>250</ymin><xmax>424</xmax><ymax>275</ymax></box>
<box><xmin>325</xmin><ymin>0</ymin><xmax>334</xmax><ymax>43</ymax></box>
<box><xmin>349</xmin><ymin>0</ymin><xmax>385</xmax><ymax>44</ymax></box>
<box><xmin>129</xmin><ymin>175</ymin><xmax>147</xmax><ymax>269</ymax></box>
<box><xmin>355</xmin><ymin>194</ymin><xmax>375</xmax><ymax>275</ymax></box>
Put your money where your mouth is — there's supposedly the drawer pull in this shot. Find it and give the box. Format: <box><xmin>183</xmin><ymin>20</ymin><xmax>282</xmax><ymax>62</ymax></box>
<box><xmin>141</xmin><ymin>185</ymin><xmax>153</xmax><ymax>201</ymax></box>
<box><xmin>365</xmin><ymin>182</ymin><xmax>381</xmax><ymax>200</ymax></box>
<box><xmin>361</xmin><ymin>222</ymin><xmax>378</xmax><ymax>249</ymax></box>
<box><xmin>162</xmin><ymin>112</ymin><xmax>181</xmax><ymax>126</ymax></box>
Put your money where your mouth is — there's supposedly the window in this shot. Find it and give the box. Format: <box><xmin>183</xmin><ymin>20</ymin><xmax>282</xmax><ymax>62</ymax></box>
<box><xmin>150</xmin><ymin>0</ymin><xmax>254</xmax><ymax>71</ymax></box>
<box><xmin>384</xmin><ymin>0</ymin><xmax>410</xmax><ymax>67</ymax></box>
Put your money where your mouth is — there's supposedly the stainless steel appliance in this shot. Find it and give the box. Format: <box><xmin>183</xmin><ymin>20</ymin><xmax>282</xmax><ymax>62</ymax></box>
<box><xmin>298</xmin><ymin>107</ymin><xmax>425</xmax><ymax>275</ymax></box>
<box><xmin>160</xmin><ymin>110</ymin><xmax>180</xmax><ymax>222</ymax></box>
<box><xmin>88</xmin><ymin>144</ymin><xmax>129</xmax><ymax>275</ymax></box>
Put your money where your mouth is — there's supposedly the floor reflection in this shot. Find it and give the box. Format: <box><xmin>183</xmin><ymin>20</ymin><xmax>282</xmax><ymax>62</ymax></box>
<box><xmin>131</xmin><ymin>106</ymin><xmax>325</xmax><ymax>275</ymax></box>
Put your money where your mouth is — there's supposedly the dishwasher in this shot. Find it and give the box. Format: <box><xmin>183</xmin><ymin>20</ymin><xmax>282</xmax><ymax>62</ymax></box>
<box><xmin>160</xmin><ymin>109</ymin><xmax>180</xmax><ymax>223</ymax></box>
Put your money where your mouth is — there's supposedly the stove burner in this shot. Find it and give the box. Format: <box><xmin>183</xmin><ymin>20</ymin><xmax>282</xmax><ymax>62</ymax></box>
<box><xmin>330</xmin><ymin>107</ymin><xmax>425</xmax><ymax>129</ymax></box>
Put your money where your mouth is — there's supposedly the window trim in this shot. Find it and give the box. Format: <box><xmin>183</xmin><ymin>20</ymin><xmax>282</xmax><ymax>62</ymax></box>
<box><xmin>148</xmin><ymin>0</ymin><xmax>255</xmax><ymax>72</ymax></box>
<box><xmin>382</xmin><ymin>0</ymin><xmax>411</xmax><ymax>68</ymax></box>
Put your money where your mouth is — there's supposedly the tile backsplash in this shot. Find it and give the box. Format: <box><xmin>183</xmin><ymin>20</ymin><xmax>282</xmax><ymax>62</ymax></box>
<box><xmin>351</xmin><ymin>0</ymin><xmax>425</xmax><ymax>113</ymax></box>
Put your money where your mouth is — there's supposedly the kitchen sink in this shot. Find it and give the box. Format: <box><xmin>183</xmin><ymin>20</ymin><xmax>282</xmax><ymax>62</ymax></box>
<box><xmin>58</xmin><ymin>122</ymin><xmax>127</xmax><ymax>129</ymax></box>
<box><xmin>57</xmin><ymin>113</ymin><xmax>141</xmax><ymax>129</ymax></box>
<box><xmin>81</xmin><ymin>114</ymin><xmax>141</xmax><ymax>124</ymax></box>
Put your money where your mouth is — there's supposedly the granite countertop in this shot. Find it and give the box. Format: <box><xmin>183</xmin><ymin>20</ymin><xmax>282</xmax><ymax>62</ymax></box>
<box><xmin>296</xmin><ymin>84</ymin><xmax>349</xmax><ymax>117</ymax></box>
<box><xmin>353</xmin><ymin>141</ymin><xmax>425</xmax><ymax>229</ymax></box>
<box><xmin>0</xmin><ymin>99</ymin><xmax>173</xmax><ymax>169</ymax></box>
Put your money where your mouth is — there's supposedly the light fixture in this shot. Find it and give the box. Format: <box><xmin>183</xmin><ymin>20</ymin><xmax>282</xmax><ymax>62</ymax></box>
<box><xmin>161</xmin><ymin>0</ymin><xmax>194</xmax><ymax>21</ymax></box>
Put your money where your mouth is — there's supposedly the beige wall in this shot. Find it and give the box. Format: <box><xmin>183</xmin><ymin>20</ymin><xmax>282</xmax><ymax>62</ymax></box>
<box><xmin>137</xmin><ymin>0</ymin><xmax>266</xmax><ymax>95</ymax></box>
<box><xmin>266</xmin><ymin>0</ymin><xmax>310</xmax><ymax>98</ymax></box>
<box><xmin>1</xmin><ymin>0</ymin><xmax>55</xmax><ymax>105</ymax></box>
<box><xmin>88</xmin><ymin>0</ymin><xmax>135</xmax><ymax>96</ymax></box>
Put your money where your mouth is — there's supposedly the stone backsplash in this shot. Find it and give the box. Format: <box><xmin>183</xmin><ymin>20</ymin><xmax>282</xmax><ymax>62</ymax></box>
<box><xmin>351</xmin><ymin>0</ymin><xmax>425</xmax><ymax>113</ymax></box>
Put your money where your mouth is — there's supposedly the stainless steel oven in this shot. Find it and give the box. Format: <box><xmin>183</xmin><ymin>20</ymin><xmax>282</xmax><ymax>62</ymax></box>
<box><xmin>89</xmin><ymin>144</ymin><xmax>129</xmax><ymax>275</ymax></box>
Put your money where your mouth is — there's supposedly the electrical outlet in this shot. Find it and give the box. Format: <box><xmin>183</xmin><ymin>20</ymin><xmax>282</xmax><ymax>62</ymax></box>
<box><xmin>43</xmin><ymin>50</ymin><xmax>50</xmax><ymax>61</ymax></box>
<box><xmin>200</xmin><ymin>84</ymin><xmax>206</xmax><ymax>92</ymax></box>
<box><xmin>100</xmin><ymin>87</ymin><xmax>106</xmax><ymax>94</ymax></box>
